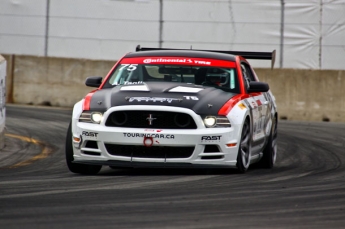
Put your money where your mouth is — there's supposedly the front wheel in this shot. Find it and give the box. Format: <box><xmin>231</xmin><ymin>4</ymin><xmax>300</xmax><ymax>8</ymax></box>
<box><xmin>236</xmin><ymin>119</ymin><xmax>251</xmax><ymax>173</ymax></box>
<box><xmin>65</xmin><ymin>122</ymin><xmax>102</xmax><ymax>175</ymax></box>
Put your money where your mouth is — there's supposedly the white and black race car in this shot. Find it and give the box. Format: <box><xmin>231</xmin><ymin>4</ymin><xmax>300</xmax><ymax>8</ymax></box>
<box><xmin>65</xmin><ymin>45</ymin><xmax>278</xmax><ymax>174</ymax></box>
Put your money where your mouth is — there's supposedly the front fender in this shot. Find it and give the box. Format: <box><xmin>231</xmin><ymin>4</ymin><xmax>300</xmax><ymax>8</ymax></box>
<box><xmin>71</xmin><ymin>100</ymin><xmax>84</xmax><ymax>134</ymax></box>
<box><xmin>227</xmin><ymin>100</ymin><xmax>251</xmax><ymax>143</ymax></box>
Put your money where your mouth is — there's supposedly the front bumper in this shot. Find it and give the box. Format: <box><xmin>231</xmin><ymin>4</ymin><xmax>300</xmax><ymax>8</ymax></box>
<box><xmin>71</xmin><ymin>106</ymin><xmax>242</xmax><ymax>168</ymax></box>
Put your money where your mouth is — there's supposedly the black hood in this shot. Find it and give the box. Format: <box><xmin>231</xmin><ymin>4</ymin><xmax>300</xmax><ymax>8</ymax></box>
<box><xmin>89</xmin><ymin>82</ymin><xmax>237</xmax><ymax>115</ymax></box>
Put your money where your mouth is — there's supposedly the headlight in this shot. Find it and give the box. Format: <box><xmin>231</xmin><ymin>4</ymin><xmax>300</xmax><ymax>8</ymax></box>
<box><xmin>204</xmin><ymin>116</ymin><xmax>217</xmax><ymax>127</ymax></box>
<box><xmin>79</xmin><ymin>111</ymin><xmax>104</xmax><ymax>124</ymax></box>
<box><xmin>91</xmin><ymin>112</ymin><xmax>102</xmax><ymax>123</ymax></box>
<box><xmin>203</xmin><ymin>115</ymin><xmax>231</xmax><ymax>128</ymax></box>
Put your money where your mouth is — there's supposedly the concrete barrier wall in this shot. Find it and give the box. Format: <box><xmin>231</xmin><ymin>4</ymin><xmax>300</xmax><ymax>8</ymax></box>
<box><xmin>3</xmin><ymin>55</ymin><xmax>345</xmax><ymax>123</ymax></box>
<box><xmin>4</xmin><ymin>55</ymin><xmax>115</xmax><ymax>107</ymax></box>
<box><xmin>0</xmin><ymin>55</ymin><xmax>6</xmax><ymax>149</ymax></box>
<box><xmin>257</xmin><ymin>69</ymin><xmax>345</xmax><ymax>122</ymax></box>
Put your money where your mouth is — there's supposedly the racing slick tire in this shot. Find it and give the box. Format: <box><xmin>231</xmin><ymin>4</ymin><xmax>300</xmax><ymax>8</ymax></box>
<box><xmin>236</xmin><ymin>118</ymin><xmax>252</xmax><ymax>173</ymax></box>
<box><xmin>65</xmin><ymin>122</ymin><xmax>102</xmax><ymax>175</ymax></box>
<box><xmin>259</xmin><ymin>118</ymin><xmax>277</xmax><ymax>169</ymax></box>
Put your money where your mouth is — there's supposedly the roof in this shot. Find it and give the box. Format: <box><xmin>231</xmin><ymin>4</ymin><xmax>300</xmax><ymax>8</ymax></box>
<box><xmin>124</xmin><ymin>50</ymin><xmax>237</xmax><ymax>62</ymax></box>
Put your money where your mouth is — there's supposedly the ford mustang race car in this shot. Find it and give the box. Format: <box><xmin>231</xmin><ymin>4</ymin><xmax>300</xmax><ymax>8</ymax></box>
<box><xmin>65</xmin><ymin>45</ymin><xmax>278</xmax><ymax>174</ymax></box>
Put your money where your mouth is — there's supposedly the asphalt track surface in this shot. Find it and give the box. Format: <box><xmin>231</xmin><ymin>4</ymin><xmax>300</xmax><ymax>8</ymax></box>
<box><xmin>0</xmin><ymin>105</ymin><xmax>344</xmax><ymax>229</ymax></box>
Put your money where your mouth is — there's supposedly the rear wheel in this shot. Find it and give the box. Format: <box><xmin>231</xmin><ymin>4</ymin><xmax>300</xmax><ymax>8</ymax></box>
<box><xmin>259</xmin><ymin>117</ymin><xmax>277</xmax><ymax>168</ymax></box>
<box><xmin>236</xmin><ymin>119</ymin><xmax>251</xmax><ymax>173</ymax></box>
<box><xmin>65</xmin><ymin>122</ymin><xmax>102</xmax><ymax>175</ymax></box>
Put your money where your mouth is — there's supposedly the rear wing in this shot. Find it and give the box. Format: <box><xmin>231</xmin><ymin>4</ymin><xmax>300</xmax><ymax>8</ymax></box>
<box><xmin>136</xmin><ymin>45</ymin><xmax>276</xmax><ymax>69</ymax></box>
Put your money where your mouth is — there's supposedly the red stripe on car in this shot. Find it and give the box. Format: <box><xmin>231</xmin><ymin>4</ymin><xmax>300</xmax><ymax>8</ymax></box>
<box><xmin>82</xmin><ymin>90</ymin><xmax>97</xmax><ymax>111</ymax></box>
<box><xmin>218</xmin><ymin>94</ymin><xmax>250</xmax><ymax>116</ymax></box>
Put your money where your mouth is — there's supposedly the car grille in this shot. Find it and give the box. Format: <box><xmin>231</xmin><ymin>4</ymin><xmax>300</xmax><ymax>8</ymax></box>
<box><xmin>105</xmin><ymin>144</ymin><xmax>194</xmax><ymax>159</ymax></box>
<box><xmin>105</xmin><ymin>111</ymin><xmax>197</xmax><ymax>129</ymax></box>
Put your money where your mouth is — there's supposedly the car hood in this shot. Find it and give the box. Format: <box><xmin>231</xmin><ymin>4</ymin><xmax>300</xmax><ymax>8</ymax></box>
<box><xmin>89</xmin><ymin>82</ymin><xmax>237</xmax><ymax>115</ymax></box>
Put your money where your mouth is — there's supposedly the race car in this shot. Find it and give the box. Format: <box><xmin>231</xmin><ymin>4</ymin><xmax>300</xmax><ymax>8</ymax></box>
<box><xmin>65</xmin><ymin>45</ymin><xmax>278</xmax><ymax>174</ymax></box>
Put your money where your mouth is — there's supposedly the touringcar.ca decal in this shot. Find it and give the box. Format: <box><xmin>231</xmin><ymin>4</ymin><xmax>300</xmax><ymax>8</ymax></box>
<box><xmin>123</xmin><ymin>133</ymin><xmax>175</xmax><ymax>139</ymax></box>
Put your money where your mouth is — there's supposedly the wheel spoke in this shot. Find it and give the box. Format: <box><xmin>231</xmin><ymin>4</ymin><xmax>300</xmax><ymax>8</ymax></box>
<box><xmin>240</xmin><ymin>123</ymin><xmax>250</xmax><ymax>165</ymax></box>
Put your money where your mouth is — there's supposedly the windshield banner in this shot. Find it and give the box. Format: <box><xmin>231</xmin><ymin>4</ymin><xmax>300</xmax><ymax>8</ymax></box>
<box><xmin>120</xmin><ymin>57</ymin><xmax>236</xmax><ymax>67</ymax></box>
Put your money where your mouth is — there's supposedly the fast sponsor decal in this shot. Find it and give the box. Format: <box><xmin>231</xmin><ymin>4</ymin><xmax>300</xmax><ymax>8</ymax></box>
<box><xmin>201</xmin><ymin>136</ymin><xmax>221</xmax><ymax>141</ymax></box>
<box><xmin>128</xmin><ymin>97</ymin><xmax>182</xmax><ymax>103</ymax></box>
<box><xmin>123</xmin><ymin>133</ymin><xmax>175</xmax><ymax>139</ymax></box>
<box><xmin>82</xmin><ymin>131</ymin><xmax>99</xmax><ymax>137</ymax></box>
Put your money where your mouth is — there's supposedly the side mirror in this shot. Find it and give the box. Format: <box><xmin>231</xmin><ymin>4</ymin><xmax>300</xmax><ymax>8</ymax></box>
<box><xmin>85</xmin><ymin>76</ymin><xmax>102</xmax><ymax>87</ymax></box>
<box><xmin>247</xmin><ymin>81</ymin><xmax>269</xmax><ymax>93</ymax></box>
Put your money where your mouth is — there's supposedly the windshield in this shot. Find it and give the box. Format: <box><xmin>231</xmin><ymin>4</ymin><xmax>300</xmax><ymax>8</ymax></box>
<box><xmin>104</xmin><ymin>62</ymin><xmax>240</xmax><ymax>93</ymax></box>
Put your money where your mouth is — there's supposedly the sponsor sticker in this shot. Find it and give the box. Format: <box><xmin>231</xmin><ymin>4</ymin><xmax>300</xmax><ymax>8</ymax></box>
<box><xmin>119</xmin><ymin>57</ymin><xmax>237</xmax><ymax>68</ymax></box>
<box><xmin>123</xmin><ymin>133</ymin><xmax>175</xmax><ymax>139</ymax></box>
<box><xmin>183</xmin><ymin>96</ymin><xmax>199</xmax><ymax>100</ymax></box>
<box><xmin>238</xmin><ymin>103</ymin><xmax>246</xmax><ymax>110</ymax></box>
<box><xmin>201</xmin><ymin>136</ymin><xmax>221</xmax><ymax>141</ymax></box>
<box><xmin>143</xmin><ymin>136</ymin><xmax>154</xmax><ymax>147</ymax></box>
<box><xmin>143</xmin><ymin>58</ymin><xmax>193</xmax><ymax>64</ymax></box>
<box><xmin>122</xmin><ymin>81</ymin><xmax>144</xmax><ymax>85</ymax></box>
<box><xmin>169</xmin><ymin>86</ymin><xmax>204</xmax><ymax>93</ymax></box>
<box><xmin>128</xmin><ymin>97</ymin><xmax>182</xmax><ymax>103</ymax></box>
<box><xmin>82</xmin><ymin>131</ymin><xmax>99</xmax><ymax>138</ymax></box>
<box><xmin>120</xmin><ymin>85</ymin><xmax>149</xmax><ymax>91</ymax></box>
<box><xmin>144</xmin><ymin>129</ymin><xmax>163</xmax><ymax>132</ymax></box>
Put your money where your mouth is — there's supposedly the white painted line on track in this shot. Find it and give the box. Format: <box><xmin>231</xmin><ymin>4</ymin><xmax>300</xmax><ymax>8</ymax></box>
<box><xmin>265</xmin><ymin>172</ymin><xmax>312</xmax><ymax>182</ymax></box>
<box><xmin>0</xmin><ymin>175</ymin><xmax>218</xmax><ymax>199</ymax></box>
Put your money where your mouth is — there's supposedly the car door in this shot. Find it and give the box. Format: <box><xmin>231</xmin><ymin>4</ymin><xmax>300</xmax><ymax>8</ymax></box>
<box><xmin>241</xmin><ymin>62</ymin><xmax>270</xmax><ymax>152</ymax></box>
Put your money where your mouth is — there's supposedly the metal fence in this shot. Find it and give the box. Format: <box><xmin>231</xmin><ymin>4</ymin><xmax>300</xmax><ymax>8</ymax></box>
<box><xmin>0</xmin><ymin>0</ymin><xmax>344</xmax><ymax>69</ymax></box>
